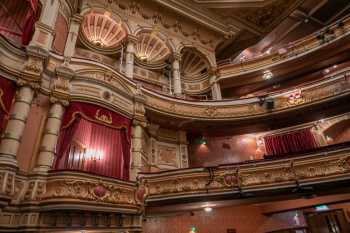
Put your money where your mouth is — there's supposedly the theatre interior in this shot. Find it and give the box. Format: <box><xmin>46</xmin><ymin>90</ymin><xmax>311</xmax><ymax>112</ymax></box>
<box><xmin>2</xmin><ymin>0</ymin><xmax>350</xmax><ymax>232</ymax></box>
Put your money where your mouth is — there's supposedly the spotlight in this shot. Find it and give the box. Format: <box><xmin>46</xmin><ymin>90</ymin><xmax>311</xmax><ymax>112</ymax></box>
<box><xmin>204</xmin><ymin>207</ymin><xmax>212</xmax><ymax>212</ymax></box>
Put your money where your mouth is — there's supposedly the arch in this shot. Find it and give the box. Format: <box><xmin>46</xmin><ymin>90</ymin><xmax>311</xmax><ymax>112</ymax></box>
<box><xmin>177</xmin><ymin>43</ymin><xmax>216</xmax><ymax>68</ymax></box>
<box><xmin>180</xmin><ymin>46</ymin><xmax>211</xmax><ymax>82</ymax></box>
<box><xmin>133</xmin><ymin>26</ymin><xmax>176</xmax><ymax>54</ymax></box>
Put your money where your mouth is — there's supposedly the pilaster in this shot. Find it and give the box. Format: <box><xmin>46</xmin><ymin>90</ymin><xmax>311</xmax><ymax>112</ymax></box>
<box><xmin>172</xmin><ymin>53</ymin><xmax>182</xmax><ymax>97</ymax></box>
<box><xmin>125</xmin><ymin>35</ymin><xmax>138</xmax><ymax>79</ymax></box>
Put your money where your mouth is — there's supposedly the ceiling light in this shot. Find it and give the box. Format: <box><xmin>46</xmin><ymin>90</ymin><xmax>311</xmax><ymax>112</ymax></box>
<box><xmin>204</xmin><ymin>207</ymin><xmax>212</xmax><ymax>212</ymax></box>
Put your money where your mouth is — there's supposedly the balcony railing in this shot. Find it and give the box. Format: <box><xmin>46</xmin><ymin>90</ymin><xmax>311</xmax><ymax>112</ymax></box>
<box><xmin>138</xmin><ymin>144</ymin><xmax>350</xmax><ymax>203</ymax></box>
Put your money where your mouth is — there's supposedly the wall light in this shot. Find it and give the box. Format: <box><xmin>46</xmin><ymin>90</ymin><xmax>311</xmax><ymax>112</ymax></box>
<box><xmin>204</xmin><ymin>206</ymin><xmax>212</xmax><ymax>212</ymax></box>
<box><xmin>86</xmin><ymin>149</ymin><xmax>104</xmax><ymax>161</ymax></box>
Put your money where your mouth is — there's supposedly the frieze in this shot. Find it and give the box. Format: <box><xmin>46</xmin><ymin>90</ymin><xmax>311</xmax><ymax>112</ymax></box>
<box><xmin>40</xmin><ymin>173</ymin><xmax>140</xmax><ymax>212</ymax></box>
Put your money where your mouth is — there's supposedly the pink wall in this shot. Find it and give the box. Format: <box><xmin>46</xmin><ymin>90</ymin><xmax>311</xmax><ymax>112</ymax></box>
<box><xmin>52</xmin><ymin>13</ymin><xmax>68</xmax><ymax>55</ymax></box>
<box><xmin>189</xmin><ymin>134</ymin><xmax>264</xmax><ymax>167</ymax></box>
<box><xmin>17</xmin><ymin>95</ymin><xmax>49</xmax><ymax>172</ymax></box>
<box><xmin>144</xmin><ymin>205</ymin><xmax>302</xmax><ymax>233</ymax></box>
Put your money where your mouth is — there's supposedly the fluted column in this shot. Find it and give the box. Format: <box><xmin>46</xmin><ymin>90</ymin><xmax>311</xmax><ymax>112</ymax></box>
<box><xmin>172</xmin><ymin>53</ymin><xmax>182</xmax><ymax>96</ymax></box>
<box><xmin>0</xmin><ymin>84</ymin><xmax>35</xmax><ymax>167</ymax></box>
<box><xmin>33</xmin><ymin>66</ymin><xmax>73</xmax><ymax>172</ymax></box>
<box><xmin>30</xmin><ymin>0</ymin><xmax>60</xmax><ymax>50</ymax></box>
<box><xmin>210</xmin><ymin>70</ymin><xmax>222</xmax><ymax>100</ymax></box>
<box><xmin>34</xmin><ymin>99</ymin><xmax>66</xmax><ymax>172</ymax></box>
<box><xmin>63</xmin><ymin>14</ymin><xmax>83</xmax><ymax>63</ymax></box>
<box><xmin>130</xmin><ymin>122</ymin><xmax>144</xmax><ymax>181</ymax></box>
<box><xmin>125</xmin><ymin>36</ymin><xmax>137</xmax><ymax>79</ymax></box>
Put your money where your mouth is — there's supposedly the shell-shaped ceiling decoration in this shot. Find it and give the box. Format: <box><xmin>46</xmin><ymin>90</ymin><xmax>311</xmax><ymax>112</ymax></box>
<box><xmin>181</xmin><ymin>48</ymin><xmax>209</xmax><ymax>80</ymax></box>
<box><xmin>81</xmin><ymin>11</ymin><xmax>127</xmax><ymax>49</ymax></box>
<box><xmin>135</xmin><ymin>32</ymin><xmax>171</xmax><ymax>65</ymax></box>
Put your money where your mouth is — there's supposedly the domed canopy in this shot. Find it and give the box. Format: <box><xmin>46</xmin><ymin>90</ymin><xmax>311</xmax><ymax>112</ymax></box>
<box><xmin>181</xmin><ymin>48</ymin><xmax>209</xmax><ymax>81</ymax></box>
<box><xmin>135</xmin><ymin>32</ymin><xmax>171</xmax><ymax>65</ymax></box>
<box><xmin>81</xmin><ymin>10</ymin><xmax>127</xmax><ymax>49</ymax></box>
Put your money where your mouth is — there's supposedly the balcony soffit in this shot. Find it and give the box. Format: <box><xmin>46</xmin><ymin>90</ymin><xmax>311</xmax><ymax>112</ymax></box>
<box><xmin>150</xmin><ymin>0</ymin><xmax>304</xmax><ymax>35</ymax></box>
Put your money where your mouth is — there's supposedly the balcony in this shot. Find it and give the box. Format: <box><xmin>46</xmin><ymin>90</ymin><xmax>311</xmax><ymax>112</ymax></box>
<box><xmin>139</xmin><ymin>143</ymin><xmax>350</xmax><ymax>205</ymax></box>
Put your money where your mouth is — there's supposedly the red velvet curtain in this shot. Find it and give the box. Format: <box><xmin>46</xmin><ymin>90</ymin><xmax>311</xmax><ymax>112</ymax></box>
<box><xmin>0</xmin><ymin>78</ymin><xmax>15</xmax><ymax>134</ymax></box>
<box><xmin>0</xmin><ymin>0</ymin><xmax>39</xmax><ymax>45</ymax></box>
<box><xmin>54</xmin><ymin>102</ymin><xmax>131</xmax><ymax>180</ymax></box>
<box><xmin>264</xmin><ymin>127</ymin><xmax>318</xmax><ymax>156</ymax></box>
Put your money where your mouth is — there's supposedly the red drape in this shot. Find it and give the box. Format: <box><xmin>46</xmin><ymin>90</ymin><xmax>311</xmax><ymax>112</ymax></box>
<box><xmin>264</xmin><ymin>127</ymin><xmax>318</xmax><ymax>156</ymax></box>
<box><xmin>0</xmin><ymin>78</ymin><xmax>15</xmax><ymax>134</ymax></box>
<box><xmin>0</xmin><ymin>0</ymin><xmax>39</xmax><ymax>45</ymax></box>
<box><xmin>54</xmin><ymin>102</ymin><xmax>131</xmax><ymax>180</ymax></box>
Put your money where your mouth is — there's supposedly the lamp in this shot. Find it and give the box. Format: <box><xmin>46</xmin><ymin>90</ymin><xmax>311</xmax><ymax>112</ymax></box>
<box><xmin>262</xmin><ymin>70</ymin><xmax>273</xmax><ymax>80</ymax></box>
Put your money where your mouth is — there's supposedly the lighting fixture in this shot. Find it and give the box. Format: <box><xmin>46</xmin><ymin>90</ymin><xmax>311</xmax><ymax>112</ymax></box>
<box><xmin>204</xmin><ymin>206</ymin><xmax>212</xmax><ymax>212</ymax></box>
<box><xmin>262</xmin><ymin>70</ymin><xmax>273</xmax><ymax>80</ymax></box>
<box><xmin>138</xmin><ymin>55</ymin><xmax>148</xmax><ymax>61</ymax></box>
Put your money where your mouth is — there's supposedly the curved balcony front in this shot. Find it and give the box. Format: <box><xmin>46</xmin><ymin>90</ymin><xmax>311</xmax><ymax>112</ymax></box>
<box><xmin>139</xmin><ymin>143</ymin><xmax>350</xmax><ymax>205</ymax></box>
<box><xmin>38</xmin><ymin>170</ymin><xmax>141</xmax><ymax>213</ymax></box>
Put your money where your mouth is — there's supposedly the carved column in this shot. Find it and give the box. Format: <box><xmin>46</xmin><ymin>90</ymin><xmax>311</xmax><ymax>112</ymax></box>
<box><xmin>125</xmin><ymin>36</ymin><xmax>137</xmax><ymax>79</ymax></box>
<box><xmin>148</xmin><ymin>123</ymin><xmax>159</xmax><ymax>168</ymax></box>
<box><xmin>30</xmin><ymin>0</ymin><xmax>60</xmax><ymax>50</ymax></box>
<box><xmin>34</xmin><ymin>100</ymin><xmax>66</xmax><ymax>172</ymax></box>
<box><xmin>210</xmin><ymin>70</ymin><xmax>222</xmax><ymax>100</ymax></box>
<box><xmin>0</xmin><ymin>42</ymin><xmax>47</xmax><ymax>167</ymax></box>
<box><xmin>172</xmin><ymin>53</ymin><xmax>182</xmax><ymax>96</ymax></box>
<box><xmin>130</xmin><ymin>122</ymin><xmax>146</xmax><ymax>181</ymax></box>
<box><xmin>178</xmin><ymin>131</ymin><xmax>189</xmax><ymax>168</ymax></box>
<box><xmin>63</xmin><ymin>14</ymin><xmax>83</xmax><ymax>63</ymax></box>
<box><xmin>131</xmin><ymin>86</ymin><xmax>147</xmax><ymax>181</ymax></box>
<box><xmin>0</xmin><ymin>84</ymin><xmax>35</xmax><ymax>167</ymax></box>
<box><xmin>34</xmin><ymin>66</ymin><xmax>73</xmax><ymax>172</ymax></box>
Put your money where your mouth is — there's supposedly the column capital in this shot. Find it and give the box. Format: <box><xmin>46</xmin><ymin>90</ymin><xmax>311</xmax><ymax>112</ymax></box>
<box><xmin>127</xmin><ymin>35</ymin><xmax>138</xmax><ymax>45</ymax></box>
<box><xmin>51</xmin><ymin>65</ymin><xmax>74</xmax><ymax>101</ymax></box>
<box><xmin>22</xmin><ymin>46</ymin><xmax>49</xmax><ymax>82</ymax></box>
<box><xmin>70</xmin><ymin>14</ymin><xmax>83</xmax><ymax>24</ymax></box>
<box><xmin>49</xmin><ymin>96</ymin><xmax>69</xmax><ymax>106</ymax></box>
<box><xmin>16</xmin><ymin>79</ymin><xmax>41</xmax><ymax>90</ymax></box>
<box><xmin>172</xmin><ymin>52</ymin><xmax>181</xmax><ymax>62</ymax></box>
<box><xmin>132</xmin><ymin>119</ymin><xmax>147</xmax><ymax>128</ymax></box>
<box><xmin>208</xmin><ymin>67</ymin><xmax>218</xmax><ymax>76</ymax></box>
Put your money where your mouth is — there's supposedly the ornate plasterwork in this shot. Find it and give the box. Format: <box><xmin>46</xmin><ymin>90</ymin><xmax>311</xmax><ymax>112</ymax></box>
<box><xmin>135</xmin><ymin>31</ymin><xmax>171</xmax><ymax>67</ymax></box>
<box><xmin>80</xmin><ymin>9</ymin><xmax>127</xmax><ymax>53</ymax></box>
<box><xmin>181</xmin><ymin>47</ymin><xmax>210</xmax><ymax>82</ymax></box>
<box><xmin>81</xmin><ymin>0</ymin><xmax>223</xmax><ymax>51</ymax></box>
